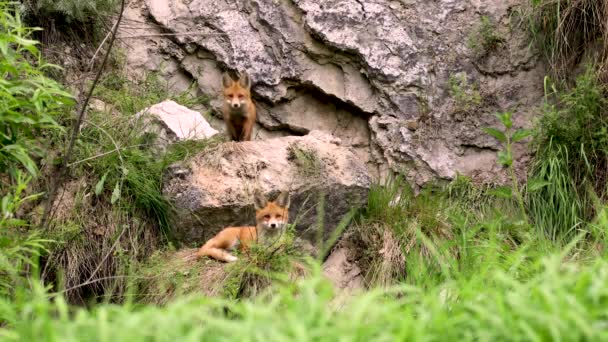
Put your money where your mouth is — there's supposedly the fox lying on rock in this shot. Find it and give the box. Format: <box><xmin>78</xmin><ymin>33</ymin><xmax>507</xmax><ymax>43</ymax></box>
<box><xmin>197</xmin><ymin>190</ymin><xmax>291</xmax><ymax>262</ymax></box>
<box><xmin>221</xmin><ymin>71</ymin><xmax>256</xmax><ymax>142</ymax></box>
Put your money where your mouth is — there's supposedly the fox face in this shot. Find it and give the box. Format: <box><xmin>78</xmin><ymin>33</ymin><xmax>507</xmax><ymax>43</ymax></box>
<box><xmin>254</xmin><ymin>190</ymin><xmax>290</xmax><ymax>232</ymax></box>
<box><xmin>222</xmin><ymin>72</ymin><xmax>251</xmax><ymax>111</ymax></box>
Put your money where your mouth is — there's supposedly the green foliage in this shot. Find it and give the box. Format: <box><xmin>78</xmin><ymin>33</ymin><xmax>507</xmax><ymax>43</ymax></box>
<box><xmin>353</xmin><ymin>177</ymin><xmax>454</xmax><ymax>287</ymax></box>
<box><xmin>483</xmin><ymin>111</ymin><xmax>534</xmax><ymax>222</ymax></box>
<box><xmin>23</xmin><ymin>0</ymin><xmax>118</xmax><ymax>24</ymax></box>
<box><xmin>447</xmin><ymin>73</ymin><xmax>482</xmax><ymax>113</ymax></box>
<box><xmin>0</xmin><ymin>171</ymin><xmax>51</xmax><ymax>298</ymax></box>
<box><xmin>3</xmin><ymin>254</ymin><xmax>608</xmax><ymax>341</ymax></box>
<box><xmin>467</xmin><ymin>15</ymin><xmax>504</xmax><ymax>58</ymax></box>
<box><xmin>529</xmin><ymin>68</ymin><xmax>608</xmax><ymax>240</ymax></box>
<box><xmin>0</xmin><ymin>2</ymin><xmax>73</xmax><ymax>181</ymax></box>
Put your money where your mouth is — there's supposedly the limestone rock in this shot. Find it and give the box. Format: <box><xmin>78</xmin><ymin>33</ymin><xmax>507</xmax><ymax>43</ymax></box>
<box><xmin>136</xmin><ymin>100</ymin><xmax>218</xmax><ymax>152</ymax></box>
<box><xmin>163</xmin><ymin>132</ymin><xmax>370</xmax><ymax>245</ymax></box>
<box><xmin>322</xmin><ymin>247</ymin><xmax>364</xmax><ymax>293</ymax></box>
<box><xmin>121</xmin><ymin>0</ymin><xmax>544</xmax><ymax>186</ymax></box>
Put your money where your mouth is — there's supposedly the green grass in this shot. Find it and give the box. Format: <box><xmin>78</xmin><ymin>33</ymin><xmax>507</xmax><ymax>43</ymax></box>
<box><xmin>137</xmin><ymin>228</ymin><xmax>307</xmax><ymax>304</ymax></box>
<box><xmin>287</xmin><ymin>143</ymin><xmax>323</xmax><ymax>179</ymax></box>
<box><xmin>0</xmin><ymin>2</ymin><xmax>73</xmax><ymax>183</ymax></box>
<box><xmin>447</xmin><ymin>73</ymin><xmax>482</xmax><ymax>114</ymax></box>
<box><xmin>350</xmin><ymin>176</ymin><xmax>528</xmax><ymax>288</ymax></box>
<box><xmin>2</xmin><ymin>252</ymin><xmax>608</xmax><ymax>341</ymax></box>
<box><xmin>528</xmin><ymin>0</ymin><xmax>608</xmax><ymax>78</ymax></box>
<box><xmin>529</xmin><ymin>67</ymin><xmax>608</xmax><ymax>240</ymax></box>
<box><xmin>41</xmin><ymin>66</ymin><xmax>218</xmax><ymax>303</ymax></box>
<box><xmin>467</xmin><ymin>15</ymin><xmax>504</xmax><ymax>58</ymax></box>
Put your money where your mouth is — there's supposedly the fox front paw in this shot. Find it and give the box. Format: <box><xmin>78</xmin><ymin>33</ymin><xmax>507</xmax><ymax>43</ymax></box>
<box><xmin>225</xmin><ymin>255</ymin><xmax>238</xmax><ymax>262</ymax></box>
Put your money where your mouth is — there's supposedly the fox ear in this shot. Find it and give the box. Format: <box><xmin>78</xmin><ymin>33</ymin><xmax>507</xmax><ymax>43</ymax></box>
<box><xmin>274</xmin><ymin>191</ymin><xmax>290</xmax><ymax>209</ymax></box>
<box><xmin>221</xmin><ymin>73</ymin><xmax>233</xmax><ymax>88</ymax></box>
<box><xmin>253</xmin><ymin>190</ymin><xmax>268</xmax><ymax>210</ymax></box>
<box><xmin>238</xmin><ymin>72</ymin><xmax>251</xmax><ymax>90</ymax></box>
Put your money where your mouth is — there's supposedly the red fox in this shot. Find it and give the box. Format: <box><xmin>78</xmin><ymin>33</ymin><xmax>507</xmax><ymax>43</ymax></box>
<box><xmin>197</xmin><ymin>190</ymin><xmax>291</xmax><ymax>262</ymax></box>
<box><xmin>221</xmin><ymin>72</ymin><xmax>257</xmax><ymax>142</ymax></box>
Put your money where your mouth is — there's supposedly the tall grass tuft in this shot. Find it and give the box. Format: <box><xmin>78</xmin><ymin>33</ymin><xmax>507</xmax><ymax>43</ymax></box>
<box><xmin>529</xmin><ymin>67</ymin><xmax>608</xmax><ymax>240</ymax></box>
<box><xmin>529</xmin><ymin>0</ymin><xmax>608</xmax><ymax>79</ymax></box>
<box><xmin>2</xmin><ymin>253</ymin><xmax>608</xmax><ymax>341</ymax></box>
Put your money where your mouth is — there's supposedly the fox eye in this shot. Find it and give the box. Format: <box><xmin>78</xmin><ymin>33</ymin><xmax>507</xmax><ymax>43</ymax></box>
<box><xmin>264</xmin><ymin>214</ymin><xmax>271</xmax><ymax>220</ymax></box>
<box><xmin>275</xmin><ymin>215</ymin><xmax>282</xmax><ymax>219</ymax></box>
<box><xmin>238</xmin><ymin>94</ymin><xmax>244</xmax><ymax>99</ymax></box>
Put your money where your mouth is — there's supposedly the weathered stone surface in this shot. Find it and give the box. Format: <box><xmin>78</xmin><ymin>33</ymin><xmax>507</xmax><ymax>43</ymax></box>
<box><xmin>136</xmin><ymin>100</ymin><xmax>218</xmax><ymax>152</ymax></box>
<box><xmin>121</xmin><ymin>0</ymin><xmax>545</xmax><ymax>186</ymax></box>
<box><xmin>322</xmin><ymin>246</ymin><xmax>364</xmax><ymax>293</ymax></box>
<box><xmin>163</xmin><ymin>131</ymin><xmax>370</xmax><ymax>245</ymax></box>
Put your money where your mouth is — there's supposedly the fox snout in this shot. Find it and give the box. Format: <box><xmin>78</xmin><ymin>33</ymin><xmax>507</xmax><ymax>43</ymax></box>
<box><xmin>268</xmin><ymin>220</ymin><xmax>282</xmax><ymax>229</ymax></box>
<box><xmin>229</xmin><ymin>99</ymin><xmax>241</xmax><ymax>109</ymax></box>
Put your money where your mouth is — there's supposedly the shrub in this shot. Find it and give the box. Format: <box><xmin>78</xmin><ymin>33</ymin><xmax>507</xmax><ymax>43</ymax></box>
<box><xmin>0</xmin><ymin>2</ymin><xmax>73</xmax><ymax>182</ymax></box>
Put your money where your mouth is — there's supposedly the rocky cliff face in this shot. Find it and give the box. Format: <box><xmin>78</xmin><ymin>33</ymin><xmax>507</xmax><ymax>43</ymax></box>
<box><xmin>120</xmin><ymin>0</ymin><xmax>544</xmax><ymax>186</ymax></box>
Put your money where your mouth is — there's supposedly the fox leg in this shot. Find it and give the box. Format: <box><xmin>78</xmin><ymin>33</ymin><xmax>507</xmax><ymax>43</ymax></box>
<box><xmin>197</xmin><ymin>238</ymin><xmax>238</xmax><ymax>262</ymax></box>
<box><xmin>240</xmin><ymin>127</ymin><xmax>252</xmax><ymax>141</ymax></box>
<box><xmin>225</xmin><ymin>121</ymin><xmax>240</xmax><ymax>142</ymax></box>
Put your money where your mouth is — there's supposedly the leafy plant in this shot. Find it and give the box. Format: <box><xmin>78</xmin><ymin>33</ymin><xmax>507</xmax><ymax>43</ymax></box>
<box><xmin>0</xmin><ymin>170</ymin><xmax>51</xmax><ymax>297</ymax></box>
<box><xmin>483</xmin><ymin>111</ymin><xmax>536</xmax><ymax>221</ymax></box>
<box><xmin>0</xmin><ymin>2</ymin><xmax>73</xmax><ymax>181</ymax></box>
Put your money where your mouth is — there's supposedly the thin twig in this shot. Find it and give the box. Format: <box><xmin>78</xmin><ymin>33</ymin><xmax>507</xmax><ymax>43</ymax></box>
<box><xmin>88</xmin><ymin>22</ymin><xmax>115</xmax><ymax>71</ymax></box>
<box><xmin>84</xmin><ymin>225</ymin><xmax>128</xmax><ymax>285</ymax></box>
<box><xmin>39</xmin><ymin>0</ymin><xmax>126</xmax><ymax>230</ymax></box>
<box><xmin>52</xmin><ymin>275</ymin><xmax>149</xmax><ymax>296</ymax></box>
<box><xmin>117</xmin><ymin>32</ymin><xmax>225</xmax><ymax>39</ymax></box>
<box><xmin>67</xmin><ymin>144</ymin><xmax>148</xmax><ymax>167</ymax></box>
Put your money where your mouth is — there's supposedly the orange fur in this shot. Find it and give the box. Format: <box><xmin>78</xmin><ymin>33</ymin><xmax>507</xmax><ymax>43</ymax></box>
<box><xmin>221</xmin><ymin>72</ymin><xmax>257</xmax><ymax>142</ymax></box>
<box><xmin>197</xmin><ymin>190</ymin><xmax>290</xmax><ymax>262</ymax></box>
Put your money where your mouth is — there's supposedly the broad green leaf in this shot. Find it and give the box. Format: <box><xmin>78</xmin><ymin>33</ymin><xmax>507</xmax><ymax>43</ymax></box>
<box><xmin>2</xmin><ymin>144</ymin><xmax>38</xmax><ymax>176</ymax></box>
<box><xmin>512</xmin><ymin>129</ymin><xmax>533</xmax><ymax>143</ymax></box>
<box><xmin>497</xmin><ymin>111</ymin><xmax>513</xmax><ymax>129</ymax></box>
<box><xmin>483</xmin><ymin>127</ymin><xmax>507</xmax><ymax>143</ymax></box>
<box><xmin>111</xmin><ymin>183</ymin><xmax>121</xmax><ymax>204</ymax></box>
<box><xmin>95</xmin><ymin>172</ymin><xmax>109</xmax><ymax>196</ymax></box>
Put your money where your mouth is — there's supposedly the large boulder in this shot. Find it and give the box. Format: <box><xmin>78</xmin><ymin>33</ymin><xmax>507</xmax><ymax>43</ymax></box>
<box><xmin>120</xmin><ymin>0</ymin><xmax>544</xmax><ymax>187</ymax></box>
<box><xmin>163</xmin><ymin>131</ymin><xmax>370</xmax><ymax>245</ymax></box>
